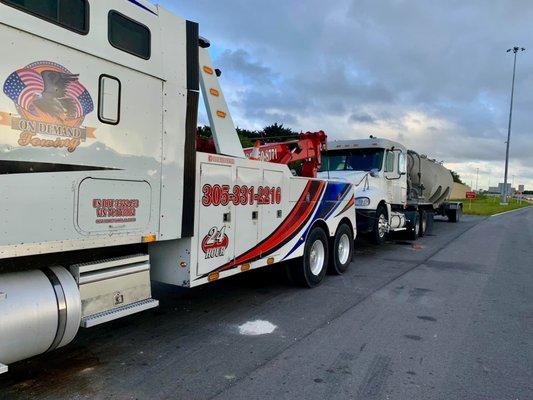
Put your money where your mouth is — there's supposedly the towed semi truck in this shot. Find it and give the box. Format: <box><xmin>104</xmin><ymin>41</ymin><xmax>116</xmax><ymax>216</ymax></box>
<box><xmin>0</xmin><ymin>0</ymin><xmax>356</xmax><ymax>374</ymax></box>
<box><xmin>318</xmin><ymin>137</ymin><xmax>462</xmax><ymax>244</ymax></box>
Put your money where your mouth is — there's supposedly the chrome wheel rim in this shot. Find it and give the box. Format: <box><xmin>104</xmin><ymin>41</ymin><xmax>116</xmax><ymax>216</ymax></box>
<box><xmin>378</xmin><ymin>214</ymin><xmax>388</xmax><ymax>238</ymax></box>
<box><xmin>338</xmin><ymin>234</ymin><xmax>351</xmax><ymax>265</ymax></box>
<box><xmin>309</xmin><ymin>240</ymin><xmax>325</xmax><ymax>276</ymax></box>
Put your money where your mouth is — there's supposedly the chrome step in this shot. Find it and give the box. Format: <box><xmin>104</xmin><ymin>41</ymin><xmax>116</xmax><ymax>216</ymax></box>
<box><xmin>81</xmin><ymin>298</ymin><xmax>159</xmax><ymax>328</ymax></box>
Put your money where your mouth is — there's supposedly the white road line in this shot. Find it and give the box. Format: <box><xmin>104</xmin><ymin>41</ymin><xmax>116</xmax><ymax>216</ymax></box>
<box><xmin>491</xmin><ymin>207</ymin><xmax>531</xmax><ymax>218</ymax></box>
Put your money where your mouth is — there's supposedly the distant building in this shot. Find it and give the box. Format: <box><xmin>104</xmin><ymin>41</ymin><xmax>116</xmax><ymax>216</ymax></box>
<box><xmin>498</xmin><ymin>183</ymin><xmax>515</xmax><ymax>196</ymax></box>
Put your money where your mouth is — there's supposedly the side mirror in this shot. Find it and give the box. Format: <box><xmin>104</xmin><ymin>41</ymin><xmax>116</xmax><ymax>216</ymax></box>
<box><xmin>369</xmin><ymin>169</ymin><xmax>379</xmax><ymax>178</ymax></box>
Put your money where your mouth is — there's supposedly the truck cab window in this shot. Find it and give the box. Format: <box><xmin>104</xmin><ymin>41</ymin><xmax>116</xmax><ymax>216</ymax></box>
<box><xmin>109</xmin><ymin>11</ymin><xmax>151</xmax><ymax>60</ymax></box>
<box><xmin>398</xmin><ymin>152</ymin><xmax>407</xmax><ymax>174</ymax></box>
<box><xmin>1</xmin><ymin>0</ymin><xmax>88</xmax><ymax>34</ymax></box>
<box><xmin>385</xmin><ymin>151</ymin><xmax>395</xmax><ymax>172</ymax></box>
<box><xmin>319</xmin><ymin>149</ymin><xmax>384</xmax><ymax>172</ymax></box>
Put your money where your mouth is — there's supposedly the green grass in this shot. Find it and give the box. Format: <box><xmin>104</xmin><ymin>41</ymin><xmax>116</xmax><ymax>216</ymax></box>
<box><xmin>453</xmin><ymin>195</ymin><xmax>532</xmax><ymax>216</ymax></box>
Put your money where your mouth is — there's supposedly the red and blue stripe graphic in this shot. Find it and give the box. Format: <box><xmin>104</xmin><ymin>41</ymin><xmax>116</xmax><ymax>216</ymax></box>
<box><xmin>283</xmin><ymin>182</ymin><xmax>352</xmax><ymax>260</ymax></box>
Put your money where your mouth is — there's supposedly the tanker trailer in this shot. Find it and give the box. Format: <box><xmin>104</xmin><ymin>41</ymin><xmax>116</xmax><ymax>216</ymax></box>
<box><xmin>319</xmin><ymin>137</ymin><xmax>463</xmax><ymax>244</ymax></box>
<box><xmin>407</xmin><ymin>150</ymin><xmax>462</xmax><ymax>222</ymax></box>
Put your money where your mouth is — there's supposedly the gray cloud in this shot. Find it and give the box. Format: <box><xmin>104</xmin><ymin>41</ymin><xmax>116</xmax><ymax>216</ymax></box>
<box><xmin>349</xmin><ymin>112</ymin><xmax>376</xmax><ymax>124</ymax></box>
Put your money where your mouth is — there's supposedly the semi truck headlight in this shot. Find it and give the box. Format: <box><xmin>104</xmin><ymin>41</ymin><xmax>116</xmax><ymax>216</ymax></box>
<box><xmin>355</xmin><ymin>197</ymin><xmax>371</xmax><ymax>207</ymax></box>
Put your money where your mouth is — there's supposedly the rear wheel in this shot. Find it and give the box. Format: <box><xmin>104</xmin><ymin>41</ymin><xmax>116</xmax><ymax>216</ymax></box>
<box><xmin>447</xmin><ymin>207</ymin><xmax>461</xmax><ymax>223</ymax></box>
<box><xmin>290</xmin><ymin>226</ymin><xmax>329</xmax><ymax>287</ymax></box>
<box><xmin>419</xmin><ymin>210</ymin><xmax>428</xmax><ymax>237</ymax></box>
<box><xmin>407</xmin><ymin>213</ymin><xmax>420</xmax><ymax>241</ymax></box>
<box><xmin>372</xmin><ymin>206</ymin><xmax>388</xmax><ymax>245</ymax></box>
<box><xmin>329</xmin><ymin>223</ymin><xmax>354</xmax><ymax>275</ymax></box>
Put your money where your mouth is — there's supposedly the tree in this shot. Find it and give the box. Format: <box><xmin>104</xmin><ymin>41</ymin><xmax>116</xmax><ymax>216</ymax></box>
<box><xmin>262</xmin><ymin>123</ymin><xmax>295</xmax><ymax>140</ymax></box>
<box><xmin>198</xmin><ymin>123</ymin><xmax>297</xmax><ymax>149</ymax></box>
<box><xmin>450</xmin><ymin>170</ymin><xmax>463</xmax><ymax>184</ymax></box>
<box><xmin>197</xmin><ymin>125</ymin><xmax>212</xmax><ymax>138</ymax></box>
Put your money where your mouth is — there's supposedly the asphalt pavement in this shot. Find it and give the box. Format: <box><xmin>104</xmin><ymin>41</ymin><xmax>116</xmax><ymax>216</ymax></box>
<box><xmin>1</xmin><ymin>208</ymin><xmax>532</xmax><ymax>400</ymax></box>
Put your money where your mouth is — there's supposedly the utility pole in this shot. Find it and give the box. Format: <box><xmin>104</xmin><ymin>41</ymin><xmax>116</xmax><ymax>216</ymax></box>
<box><xmin>476</xmin><ymin>168</ymin><xmax>479</xmax><ymax>192</ymax></box>
<box><xmin>501</xmin><ymin>46</ymin><xmax>525</xmax><ymax>205</ymax></box>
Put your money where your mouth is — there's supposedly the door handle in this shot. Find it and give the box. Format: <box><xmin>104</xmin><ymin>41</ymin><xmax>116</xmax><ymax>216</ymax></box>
<box><xmin>252</xmin><ymin>211</ymin><xmax>259</xmax><ymax>220</ymax></box>
<box><xmin>223</xmin><ymin>212</ymin><xmax>231</xmax><ymax>223</ymax></box>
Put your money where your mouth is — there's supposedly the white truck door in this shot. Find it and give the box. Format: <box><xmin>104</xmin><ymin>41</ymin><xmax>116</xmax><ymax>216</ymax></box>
<box><xmin>234</xmin><ymin>167</ymin><xmax>261</xmax><ymax>257</ymax></box>
<box><xmin>384</xmin><ymin>150</ymin><xmax>406</xmax><ymax>206</ymax></box>
<box><xmin>260</xmin><ymin>170</ymin><xmax>285</xmax><ymax>256</ymax></box>
<box><xmin>384</xmin><ymin>150</ymin><xmax>396</xmax><ymax>202</ymax></box>
<box><xmin>398</xmin><ymin>151</ymin><xmax>408</xmax><ymax>204</ymax></box>
<box><xmin>197</xmin><ymin>163</ymin><xmax>235</xmax><ymax>276</ymax></box>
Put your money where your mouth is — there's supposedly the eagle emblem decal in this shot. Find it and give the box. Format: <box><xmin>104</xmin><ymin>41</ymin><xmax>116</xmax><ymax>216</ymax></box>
<box><xmin>1</xmin><ymin>61</ymin><xmax>95</xmax><ymax>153</ymax></box>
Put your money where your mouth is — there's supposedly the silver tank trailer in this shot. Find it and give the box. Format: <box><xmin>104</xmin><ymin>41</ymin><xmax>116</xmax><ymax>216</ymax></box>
<box><xmin>407</xmin><ymin>151</ymin><xmax>453</xmax><ymax>207</ymax></box>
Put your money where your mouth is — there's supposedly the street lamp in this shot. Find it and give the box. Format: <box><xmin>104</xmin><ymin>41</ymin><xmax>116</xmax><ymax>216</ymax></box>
<box><xmin>501</xmin><ymin>46</ymin><xmax>525</xmax><ymax>205</ymax></box>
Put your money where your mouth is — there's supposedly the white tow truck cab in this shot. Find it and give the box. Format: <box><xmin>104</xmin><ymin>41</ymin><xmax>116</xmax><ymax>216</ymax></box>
<box><xmin>319</xmin><ymin>137</ymin><xmax>462</xmax><ymax>244</ymax></box>
<box><xmin>0</xmin><ymin>0</ymin><xmax>356</xmax><ymax>373</ymax></box>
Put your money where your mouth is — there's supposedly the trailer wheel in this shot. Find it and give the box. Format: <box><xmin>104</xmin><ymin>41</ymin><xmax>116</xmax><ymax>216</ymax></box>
<box><xmin>291</xmin><ymin>226</ymin><xmax>329</xmax><ymax>287</ymax></box>
<box><xmin>418</xmin><ymin>211</ymin><xmax>428</xmax><ymax>237</ymax></box>
<box><xmin>372</xmin><ymin>205</ymin><xmax>388</xmax><ymax>245</ymax></box>
<box><xmin>329</xmin><ymin>223</ymin><xmax>354</xmax><ymax>275</ymax></box>
<box><xmin>447</xmin><ymin>207</ymin><xmax>461</xmax><ymax>223</ymax></box>
<box><xmin>407</xmin><ymin>213</ymin><xmax>420</xmax><ymax>241</ymax></box>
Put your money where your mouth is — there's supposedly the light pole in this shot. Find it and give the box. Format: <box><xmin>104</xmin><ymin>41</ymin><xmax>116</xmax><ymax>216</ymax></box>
<box><xmin>476</xmin><ymin>168</ymin><xmax>479</xmax><ymax>192</ymax></box>
<box><xmin>501</xmin><ymin>46</ymin><xmax>525</xmax><ymax>205</ymax></box>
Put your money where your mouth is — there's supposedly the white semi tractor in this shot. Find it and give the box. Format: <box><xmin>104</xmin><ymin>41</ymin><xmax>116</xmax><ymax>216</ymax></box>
<box><xmin>318</xmin><ymin>137</ymin><xmax>462</xmax><ymax>244</ymax></box>
<box><xmin>0</xmin><ymin>0</ymin><xmax>356</xmax><ymax>373</ymax></box>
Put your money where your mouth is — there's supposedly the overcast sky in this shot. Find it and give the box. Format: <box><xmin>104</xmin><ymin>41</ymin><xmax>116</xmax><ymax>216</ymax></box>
<box><xmin>161</xmin><ymin>0</ymin><xmax>532</xmax><ymax>190</ymax></box>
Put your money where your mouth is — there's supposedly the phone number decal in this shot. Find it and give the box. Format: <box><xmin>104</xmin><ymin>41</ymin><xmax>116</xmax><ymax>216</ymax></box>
<box><xmin>202</xmin><ymin>185</ymin><xmax>281</xmax><ymax>207</ymax></box>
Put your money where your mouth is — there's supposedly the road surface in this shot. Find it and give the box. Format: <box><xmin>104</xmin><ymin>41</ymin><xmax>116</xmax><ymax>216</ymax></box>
<box><xmin>1</xmin><ymin>208</ymin><xmax>532</xmax><ymax>399</ymax></box>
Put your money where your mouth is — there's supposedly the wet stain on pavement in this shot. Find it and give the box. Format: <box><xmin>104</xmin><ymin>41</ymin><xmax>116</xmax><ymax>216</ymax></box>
<box><xmin>417</xmin><ymin>315</ymin><xmax>437</xmax><ymax>322</ymax></box>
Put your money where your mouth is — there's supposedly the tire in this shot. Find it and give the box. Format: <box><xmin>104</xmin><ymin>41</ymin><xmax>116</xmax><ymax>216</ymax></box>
<box><xmin>372</xmin><ymin>205</ymin><xmax>388</xmax><ymax>245</ymax></box>
<box><xmin>418</xmin><ymin>210</ymin><xmax>427</xmax><ymax>237</ymax></box>
<box><xmin>329</xmin><ymin>223</ymin><xmax>354</xmax><ymax>275</ymax></box>
<box><xmin>290</xmin><ymin>226</ymin><xmax>329</xmax><ymax>288</ymax></box>
<box><xmin>407</xmin><ymin>213</ymin><xmax>420</xmax><ymax>241</ymax></box>
<box><xmin>447</xmin><ymin>207</ymin><xmax>461</xmax><ymax>223</ymax></box>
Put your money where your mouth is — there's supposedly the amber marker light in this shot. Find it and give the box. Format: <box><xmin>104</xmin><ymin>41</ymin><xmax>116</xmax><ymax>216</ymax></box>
<box><xmin>217</xmin><ymin>111</ymin><xmax>226</xmax><ymax>118</ymax></box>
<box><xmin>208</xmin><ymin>272</ymin><xmax>220</xmax><ymax>282</ymax></box>
<box><xmin>203</xmin><ymin>66</ymin><xmax>214</xmax><ymax>74</ymax></box>
<box><xmin>142</xmin><ymin>234</ymin><xmax>157</xmax><ymax>243</ymax></box>
<box><xmin>210</xmin><ymin>88</ymin><xmax>220</xmax><ymax>97</ymax></box>
<box><xmin>267</xmin><ymin>257</ymin><xmax>275</xmax><ymax>265</ymax></box>
<box><xmin>241</xmin><ymin>264</ymin><xmax>251</xmax><ymax>272</ymax></box>
<box><xmin>179</xmin><ymin>262</ymin><xmax>187</xmax><ymax>268</ymax></box>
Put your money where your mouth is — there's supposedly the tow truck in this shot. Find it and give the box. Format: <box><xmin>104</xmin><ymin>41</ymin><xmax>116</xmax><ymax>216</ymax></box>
<box><xmin>0</xmin><ymin>0</ymin><xmax>355</xmax><ymax>373</ymax></box>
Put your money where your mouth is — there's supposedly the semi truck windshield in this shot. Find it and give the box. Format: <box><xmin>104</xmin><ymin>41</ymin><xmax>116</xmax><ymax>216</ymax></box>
<box><xmin>320</xmin><ymin>148</ymin><xmax>385</xmax><ymax>172</ymax></box>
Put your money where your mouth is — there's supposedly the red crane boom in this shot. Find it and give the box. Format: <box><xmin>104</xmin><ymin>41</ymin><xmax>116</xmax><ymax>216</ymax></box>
<box><xmin>243</xmin><ymin>131</ymin><xmax>327</xmax><ymax>178</ymax></box>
